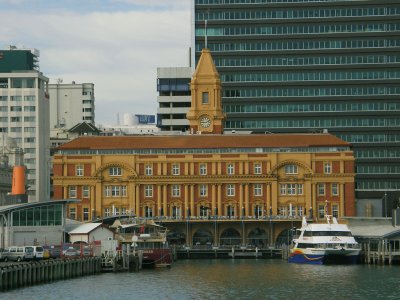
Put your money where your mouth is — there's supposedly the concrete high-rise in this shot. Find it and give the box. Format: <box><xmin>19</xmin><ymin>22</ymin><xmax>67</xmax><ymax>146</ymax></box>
<box><xmin>48</xmin><ymin>82</ymin><xmax>95</xmax><ymax>130</ymax></box>
<box><xmin>0</xmin><ymin>68</ymin><xmax>50</xmax><ymax>202</ymax></box>
<box><xmin>192</xmin><ymin>0</ymin><xmax>400</xmax><ymax>217</ymax></box>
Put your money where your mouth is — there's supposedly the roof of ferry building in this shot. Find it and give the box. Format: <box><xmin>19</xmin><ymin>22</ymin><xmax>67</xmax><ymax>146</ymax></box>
<box><xmin>56</xmin><ymin>133</ymin><xmax>350</xmax><ymax>151</ymax></box>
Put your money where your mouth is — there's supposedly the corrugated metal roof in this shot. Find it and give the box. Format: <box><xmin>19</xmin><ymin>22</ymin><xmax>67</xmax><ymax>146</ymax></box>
<box><xmin>68</xmin><ymin>223</ymin><xmax>102</xmax><ymax>234</ymax></box>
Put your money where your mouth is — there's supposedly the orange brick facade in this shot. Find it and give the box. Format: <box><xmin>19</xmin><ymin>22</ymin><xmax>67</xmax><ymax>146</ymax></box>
<box><xmin>52</xmin><ymin>136</ymin><xmax>356</xmax><ymax>222</ymax></box>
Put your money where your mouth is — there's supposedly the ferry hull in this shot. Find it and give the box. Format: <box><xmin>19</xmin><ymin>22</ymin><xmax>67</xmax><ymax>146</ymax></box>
<box><xmin>141</xmin><ymin>248</ymin><xmax>173</xmax><ymax>268</ymax></box>
<box><xmin>289</xmin><ymin>251</ymin><xmax>360</xmax><ymax>265</ymax></box>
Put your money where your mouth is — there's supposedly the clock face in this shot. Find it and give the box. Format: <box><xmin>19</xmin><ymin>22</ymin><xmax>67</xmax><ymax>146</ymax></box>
<box><xmin>200</xmin><ymin>116</ymin><xmax>211</xmax><ymax>128</ymax></box>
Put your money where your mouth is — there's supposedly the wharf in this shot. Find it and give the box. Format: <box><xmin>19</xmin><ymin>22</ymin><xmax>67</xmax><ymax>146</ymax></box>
<box><xmin>176</xmin><ymin>246</ymin><xmax>282</xmax><ymax>259</ymax></box>
<box><xmin>0</xmin><ymin>257</ymin><xmax>101</xmax><ymax>291</ymax></box>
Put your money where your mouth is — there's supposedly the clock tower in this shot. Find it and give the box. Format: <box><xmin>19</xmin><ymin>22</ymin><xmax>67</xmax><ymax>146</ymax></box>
<box><xmin>187</xmin><ymin>48</ymin><xmax>226</xmax><ymax>134</ymax></box>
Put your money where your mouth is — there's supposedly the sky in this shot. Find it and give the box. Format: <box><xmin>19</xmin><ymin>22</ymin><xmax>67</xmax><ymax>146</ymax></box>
<box><xmin>0</xmin><ymin>0</ymin><xmax>192</xmax><ymax>126</ymax></box>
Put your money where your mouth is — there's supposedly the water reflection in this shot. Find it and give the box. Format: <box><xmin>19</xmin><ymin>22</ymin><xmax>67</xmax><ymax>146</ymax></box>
<box><xmin>3</xmin><ymin>260</ymin><xmax>399</xmax><ymax>300</ymax></box>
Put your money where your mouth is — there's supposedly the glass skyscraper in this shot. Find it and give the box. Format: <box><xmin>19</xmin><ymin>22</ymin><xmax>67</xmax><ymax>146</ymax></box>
<box><xmin>193</xmin><ymin>0</ymin><xmax>400</xmax><ymax>217</ymax></box>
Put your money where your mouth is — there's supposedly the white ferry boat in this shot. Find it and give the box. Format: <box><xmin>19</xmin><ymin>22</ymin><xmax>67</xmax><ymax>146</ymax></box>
<box><xmin>288</xmin><ymin>215</ymin><xmax>361</xmax><ymax>264</ymax></box>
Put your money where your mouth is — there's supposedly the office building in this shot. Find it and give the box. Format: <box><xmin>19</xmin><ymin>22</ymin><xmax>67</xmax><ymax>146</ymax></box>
<box><xmin>157</xmin><ymin>67</ymin><xmax>191</xmax><ymax>132</ymax></box>
<box><xmin>0</xmin><ymin>71</ymin><xmax>50</xmax><ymax>202</ymax></box>
<box><xmin>193</xmin><ymin>0</ymin><xmax>400</xmax><ymax>216</ymax></box>
<box><xmin>48</xmin><ymin>82</ymin><xmax>95</xmax><ymax>131</ymax></box>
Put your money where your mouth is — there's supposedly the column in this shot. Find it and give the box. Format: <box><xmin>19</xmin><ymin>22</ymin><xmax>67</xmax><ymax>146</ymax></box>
<box><xmin>312</xmin><ymin>183</ymin><xmax>317</xmax><ymax>219</ymax></box>
<box><xmin>135</xmin><ymin>184</ymin><xmax>140</xmax><ymax>217</ymax></box>
<box><xmin>239</xmin><ymin>184</ymin><xmax>244</xmax><ymax>217</ymax></box>
<box><xmin>190</xmin><ymin>184</ymin><xmax>195</xmax><ymax>217</ymax></box>
<box><xmin>217</xmin><ymin>184</ymin><xmax>222</xmax><ymax>216</ymax></box>
<box><xmin>244</xmin><ymin>184</ymin><xmax>249</xmax><ymax>216</ymax></box>
<box><xmin>157</xmin><ymin>185</ymin><xmax>162</xmax><ymax>216</ymax></box>
<box><xmin>163</xmin><ymin>185</ymin><xmax>168</xmax><ymax>217</ymax></box>
<box><xmin>185</xmin><ymin>185</ymin><xmax>189</xmax><ymax>218</ymax></box>
<box><xmin>271</xmin><ymin>181</ymin><xmax>278</xmax><ymax>215</ymax></box>
<box><xmin>95</xmin><ymin>182</ymin><xmax>102</xmax><ymax>217</ymax></box>
<box><xmin>212</xmin><ymin>184</ymin><xmax>216</xmax><ymax>216</ymax></box>
<box><xmin>90</xmin><ymin>186</ymin><xmax>95</xmax><ymax>219</ymax></box>
<box><xmin>340</xmin><ymin>183</ymin><xmax>345</xmax><ymax>217</ymax></box>
<box><xmin>266</xmin><ymin>183</ymin><xmax>270</xmax><ymax>216</ymax></box>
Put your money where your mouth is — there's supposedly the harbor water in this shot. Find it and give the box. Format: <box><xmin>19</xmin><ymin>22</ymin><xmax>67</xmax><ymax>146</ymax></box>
<box><xmin>2</xmin><ymin>259</ymin><xmax>399</xmax><ymax>299</ymax></box>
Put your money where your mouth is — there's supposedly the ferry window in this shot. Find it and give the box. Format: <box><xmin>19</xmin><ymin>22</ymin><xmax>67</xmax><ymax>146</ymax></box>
<box><xmin>284</xmin><ymin>164</ymin><xmax>298</xmax><ymax>174</ymax></box>
<box><xmin>332</xmin><ymin>205</ymin><xmax>339</xmax><ymax>218</ymax></box>
<box><xmin>145</xmin><ymin>164</ymin><xmax>153</xmax><ymax>176</ymax></box>
<box><xmin>69</xmin><ymin>207</ymin><xmax>76</xmax><ymax>220</ymax></box>
<box><xmin>109</xmin><ymin>167</ymin><xmax>122</xmax><ymax>176</ymax></box>
<box><xmin>317</xmin><ymin>183</ymin><xmax>325</xmax><ymax>196</ymax></box>
<box><xmin>318</xmin><ymin>205</ymin><xmax>325</xmax><ymax>218</ymax></box>
<box><xmin>254</xmin><ymin>163</ymin><xmax>262</xmax><ymax>174</ymax></box>
<box><xmin>68</xmin><ymin>186</ymin><xmax>77</xmax><ymax>198</ymax></box>
<box><xmin>331</xmin><ymin>183</ymin><xmax>339</xmax><ymax>196</ymax></box>
<box><xmin>76</xmin><ymin>165</ymin><xmax>83</xmax><ymax>176</ymax></box>
<box><xmin>172</xmin><ymin>164</ymin><xmax>180</xmax><ymax>175</ymax></box>
<box><xmin>324</xmin><ymin>162</ymin><xmax>332</xmax><ymax>174</ymax></box>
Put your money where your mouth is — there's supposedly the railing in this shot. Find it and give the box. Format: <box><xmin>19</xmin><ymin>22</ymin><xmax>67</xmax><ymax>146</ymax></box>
<box><xmin>148</xmin><ymin>215</ymin><xmax>305</xmax><ymax>221</ymax></box>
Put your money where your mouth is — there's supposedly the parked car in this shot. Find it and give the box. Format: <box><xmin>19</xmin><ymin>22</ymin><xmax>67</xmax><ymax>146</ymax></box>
<box><xmin>31</xmin><ymin>246</ymin><xmax>44</xmax><ymax>260</ymax></box>
<box><xmin>81</xmin><ymin>246</ymin><xmax>92</xmax><ymax>257</ymax></box>
<box><xmin>63</xmin><ymin>247</ymin><xmax>80</xmax><ymax>257</ymax></box>
<box><xmin>3</xmin><ymin>246</ymin><xmax>34</xmax><ymax>262</ymax></box>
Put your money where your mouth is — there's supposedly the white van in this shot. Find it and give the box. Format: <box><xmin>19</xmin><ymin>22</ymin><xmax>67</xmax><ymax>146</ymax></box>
<box><xmin>3</xmin><ymin>246</ymin><xmax>34</xmax><ymax>262</ymax></box>
<box><xmin>31</xmin><ymin>246</ymin><xmax>44</xmax><ymax>260</ymax></box>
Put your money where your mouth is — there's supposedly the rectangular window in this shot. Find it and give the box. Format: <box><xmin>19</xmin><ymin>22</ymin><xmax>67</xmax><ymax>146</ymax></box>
<box><xmin>68</xmin><ymin>186</ymin><xmax>77</xmax><ymax>198</ymax></box>
<box><xmin>331</xmin><ymin>183</ymin><xmax>339</xmax><ymax>196</ymax></box>
<box><xmin>69</xmin><ymin>208</ymin><xmax>76</xmax><ymax>220</ymax></box>
<box><xmin>200</xmin><ymin>164</ymin><xmax>207</xmax><ymax>175</ymax></box>
<box><xmin>318</xmin><ymin>183</ymin><xmax>325</xmax><ymax>196</ymax></box>
<box><xmin>109</xmin><ymin>167</ymin><xmax>122</xmax><ymax>176</ymax></box>
<box><xmin>254</xmin><ymin>184</ymin><xmax>262</xmax><ymax>196</ymax></box>
<box><xmin>227</xmin><ymin>163</ymin><xmax>235</xmax><ymax>175</ymax></box>
<box><xmin>285</xmin><ymin>164</ymin><xmax>298</xmax><ymax>174</ymax></box>
<box><xmin>76</xmin><ymin>165</ymin><xmax>83</xmax><ymax>176</ymax></box>
<box><xmin>145</xmin><ymin>164</ymin><xmax>152</xmax><ymax>176</ymax></box>
<box><xmin>104</xmin><ymin>208</ymin><xmax>110</xmax><ymax>217</ymax></box>
<box><xmin>332</xmin><ymin>205</ymin><xmax>339</xmax><ymax>218</ymax></box>
<box><xmin>319</xmin><ymin>205</ymin><xmax>325</xmax><ymax>218</ymax></box>
<box><xmin>297</xmin><ymin>184</ymin><xmax>304</xmax><ymax>195</ymax></box>
<box><xmin>202</xmin><ymin>92</ymin><xmax>209</xmax><ymax>104</ymax></box>
<box><xmin>172</xmin><ymin>184</ymin><xmax>180</xmax><ymax>197</ymax></box>
<box><xmin>254</xmin><ymin>163</ymin><xmax>262</xmax><ymax>174</ymax></box>
<box><xmin>145</xmin><ymin>206</ymin><xmax>153</xmax><ymax>218</ymax></box>
<box><xmin>227</xmin><ymin>184</ymin><xmax>235</xmax><ymax>196</ymax></box>
<box><xmin>104</xmin><ymin>186</ymin><xmax>111</xmax><ymax>197</ymax></box>
<box><xmin>145</xmin><ymin>185</ymin><xmax>153</xmax><ymax>197</ymax></box>
<box><xmin>287</xmin><ymin>184</ymin><xmax>296</xmax><ymax>195</ymax></box>
<box><xmin>121</xmin><ymin>185</ymin><xmax>127</xmax><ymax>197</ymax></box>
<box><xmin>199</xmin><ymin>184</ymin><xmax>208</xmax><ymax>197</ymax></box>
<box><xmin>324</xmin><ymin>162</ymin><xmax>332</xmax><ymax>174</ymax></box>
<box><xmin>111</xmin><ymin>186</ymin><xmax>120</xmax><ymax>197</ymax></box>
<box><xmin>83</xmin><ymin>208</ymin><xmax>89</xmax><ymax>221</ymax></box>
<box><xmin>83</xmin><ymin>186</ymin><xmax>90</xmax><ymax>198</ymax></box>
<box><xmin>172</xmin><ymin>164</ymin><xmax>180</xmax><ymax>175</ymax></box>
<box><xmin>280</xmin><ymin>184</ymin><xmax>287</xmax><ymax>195</ymax></box>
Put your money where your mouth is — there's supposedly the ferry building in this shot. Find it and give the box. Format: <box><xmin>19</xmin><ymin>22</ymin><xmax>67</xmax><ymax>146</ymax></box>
<box><xmin>52</xmin><ymin>49</ymin><xmax>356</xmax><ymax>245</ymax></box>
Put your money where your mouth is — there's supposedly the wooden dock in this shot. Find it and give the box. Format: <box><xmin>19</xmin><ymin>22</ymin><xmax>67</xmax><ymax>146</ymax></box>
<box><xmin>176</xmin><ymin>246</ymin><xmax>282</xmax><ymax>259</ymax></box>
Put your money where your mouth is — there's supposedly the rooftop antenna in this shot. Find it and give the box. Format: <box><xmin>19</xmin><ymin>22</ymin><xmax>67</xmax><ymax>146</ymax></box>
<box><xmin>205</xmin><ymin>19</ymin><xmax>208</xmax><ymax>49</ymax></box>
